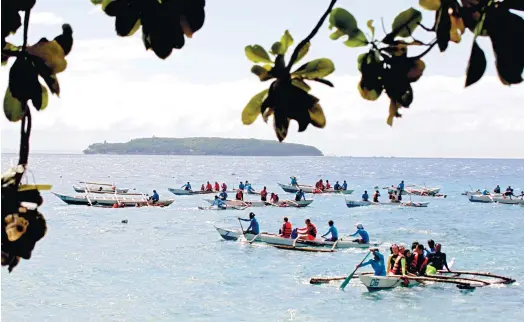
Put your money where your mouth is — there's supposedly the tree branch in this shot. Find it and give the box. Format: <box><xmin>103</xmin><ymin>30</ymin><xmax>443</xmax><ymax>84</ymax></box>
<box><xmin>22</xmin><ymin>10</ymin><xmax>31</xmax><ymax>50</ymax></box>
<box><xmin>287</xmin><ymin>0</ymin><xmax>337</xmax><ymax>71</ymax></box>
<box><xmin>417</xmin><ymin>22</ymin><xmax>435</xmax><ymax>32</ymax></box>
<box><xmin>413</xmin><ymin>39</ymin><xmax>438</xmax><ymax>59</ymax></box>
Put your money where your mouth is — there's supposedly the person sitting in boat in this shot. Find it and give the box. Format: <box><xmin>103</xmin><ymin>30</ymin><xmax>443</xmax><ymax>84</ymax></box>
<box><xmin>334</xmin><ymin>181</ymin><xmax>341</xmax><ymax>191</ymax></box>
<box><xmin>270</xmin><ymin>193</ymin><xmax>279</xmax><ymax>203</ymax></box>
<box><xmin>279</xmin><ymin>217</ymin><xmax>292</xmax><ymax>238</ymax></box>
<box><xmin>218</xmin><ymin>190</ymin><xmax>228</xmax><ymax>200</ymax></box>
<box><xmin>221</xmin><ymin>182</ymin><xmax>227</xmax><ymax>192</ymax></box>
<box><xmin>296</xmin><ymin>219</ymin><xmax>317</xmax><ymax>241</ymax></box>
<box><xmin>325</xmin><ymin>180</ymin><xmax>331</xmax><ymax>190</ymax></box>
<box><xmin>211</xmin><ymin>196</ymin><xmax>226</xmax><ymax>209</ymax></box>
<box><xmin>504</xmin><ymin>186</ymin><xmax>514</xmax><ymax>197</ymax></box>
<box><xmin>403</xmin><ymin>249</ymin><xmax>416</xmax><ymax>275</ymax></box>
<box><xmin>358</xmin><ymin>248</ymin><xmax>386</xmax><ymax>276</ymax></box>
<box><xmin>99</xmin><ymin>186</ymin><xmax>104</xmax><ymax>192</ymax></box>
<box><xmin>424</xmin><ymin>239</ymin><xmax>436</xmax><ymax>257</ymax></box>
<box><xmin>200</xmin><ymin>184</ymin><xmax>205</xmax><ymax>191</ymax></box>
<box><xmin>295</xmin><ymin>189</ymin><xmax>306</xmax><ymax>202</ymax></box>
<box><xmin>321</xmin><ymin>220</ymin><xmax>338</xmax><ymax>241</ymax></box>
<box><xmin>290</xmin><ymin>176</ymin><xmax>298</xmax><ymax>186</ymax></box>
<box><xmin>246</xmin><ymin>183</ymin><xmax>255</xmax><ymax>194</ymax></box>
<box><xmin>494</xmin><ymin>184</ymin><xmax>501</xmax><ymax>194</ymax></box>
<box><xmin>423</xmin><ymin>243</ymin><xmax>451</xmax><ymax>275</ymax></box>
<box><xmin>482</xmin><ymin>189</ymin><xmax>490</xmax><ymax>196</ymax></box>
<box><xmin>235</xmin><ymin>189</ymin><xmax>244</xmax><ymax>201</ymax></box>
<box><xmin>260</xmin><ymin>187</ymin><xmax>268</xmax><ymax>202</ymax></box>
<box><xmin>239</xmin><ymin>212</ymin><xmax>260</xmax><ymax>235</ymax></box>
<box><xmin>342</xmin><ymin>180</ymin><xmax>348</xmax><ymax>190</ymax></box>
<box><xmin>239</xmin><ymin>181</ymin><xmax>245</xmax><ymax>190</ymax></box>
<box><xmin>386</xmin><ymin>244</ymin><xmax>406</xmax><ymax>276</ymax></box>
<box><xmin>182</xmin><ymin>182</ymin><xmax>192</xmax><ymax>191</ymax></box>
<box><xmin>350</xmin><ymin>223</ymin><xmax>369</xmax><ymax>244</ymax></box>
<box><xmin>373</xmin><ymin>190</ymin><xmax>380</xmax><ymax>202</ymax></box>
<box><xmin>149</xmin><ymin>190</ymin><xmax>159</xmax><ymax>203</ymax></box>
<box><xmin>316</xmin><ymin>179</ymin><xmax>325</xmax><ymax>191</ymax></box>
<box><xmin>362</xmin><ymin>191</ymin><xmax>369</xmax><ymax>202</ymax></box>
<box><xmin>205</xmin><ymin>181</ymin><xmax>213</xmax><ymax>192</ymax></box>
<box><xmin>411</xmin><ymin>244</ymin><xmax>428</xmax><ymax>276</ymax></box>
<box><xmin>214</xmin><ymin>182</ymin><xmax>220</xmax><ymax>192</ymax></box>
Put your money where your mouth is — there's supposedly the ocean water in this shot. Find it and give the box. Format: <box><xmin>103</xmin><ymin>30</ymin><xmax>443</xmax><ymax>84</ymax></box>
<box><xmin>1</xmin><ymin>154</ymin><xmax>524</xmax><ymax>322</ymax></box>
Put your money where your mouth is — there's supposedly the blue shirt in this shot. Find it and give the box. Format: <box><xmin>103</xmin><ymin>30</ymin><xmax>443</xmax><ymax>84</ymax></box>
<box><xmin>342</xmin><ymin>182</ymin><xmax>347</xmax><ymax>190</ymax></box>
<box><xmin>362</xmin><ymin>193</ymin><xmax>369</xmax><ymax>201</ymax></box>
<box><xmin>290</xmin><ymin>177</ymin><xmax>297</xmax><ymax>185</ymax></box>
<box><xmin>151</xmin><ymin>192</ymin><xmax>159</xmax><ymax>201</ymax></box>
<box><xmin>360</xmin><ymin>252</ymin><xmax>386</xmax><ymax>276</ymax></box>
<box><xmin>240</xmin><ymin>218</ymin><xmax>260</xmax><ymax>234</ymax></box>
<box><xmin>398</xmin><ymin>182</ymin><xmax>405</xmax><ymax>190</ymax></box>
<box><xmin>182</xmin><ymin>183</ymin><xmax>192</xmax><ymax>190</ymax></box>
<box><xmin>423</xmin><ymin>248</ymin><xmax>435</xmax><ymax>257</ymax></box>
<box><xmin>334</xmin><ymin>183</ymin><xmax>340</xmax><ymax>190</ymax></box>
<box><xmin>246</xmin><ymin>184</ymin><xmax>254</xmax><ymax>192</ymax></box>
<box><xmin>296</xmin><ymin>191</ymin><xmax>305</xmax><ymax>200</ymax></box>
<box><xmin>211</xmin><ymin>199</ymin><xmax>225</xmax><ymax>208</ymax></box>
<box><xmin>239</xmin><ymin>183</ymin><xmax>245</xmax><ymax>190</ymax></box>
<box><xmin>322</xmin><ymin>226</ymin><xmax>338</xmax><ymax>239</ymax></box>
<box><xmin>350</xmin><ymin>228</ymin><xmax>369</xmax><ymax>243</ymax></box>
<box><xmin>219</xmin><ymin>191</ymin><xmax>228</xmax><ymax>199</ymax></box>
<box><xmin>482</xmin><ymin>189</ymin><xmax>489</xmax><ymax>195</ymax></box>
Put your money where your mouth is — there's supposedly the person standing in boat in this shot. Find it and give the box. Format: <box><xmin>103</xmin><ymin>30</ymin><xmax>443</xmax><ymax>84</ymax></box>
<box><xmin>334</xmin><ymin>181</ymin><xmax>341</xmax><ymax>191</ymax></box>
<box><xmin>279</xmin><ymin>217</ymin><xmax>292</xmax><ymax>238</ymax></box>
<box><xmin>239</xmin><ymin>181</ymin><xmax>245</xmax><ymax>190</ymax></box>
<box><xmin>290</xmin><ymin>176</ymin><xmax>298</xmax><ymax>186</ymax></box>
<box><xmin>235</xmin><ymin>189</ymin><xmax>244</xmax><ymax>201</ymax></box>
<box><xmin>350</xmin><ymin>223</ymin><xmax>369</xmax><ymax>244</ymax></box>
<box><xmin>295</xmin><ymin>189</ymin><xmax>306</xmax><ymax>202</ymax></box>
<box><xmin>342</xmin><ymin>180</ymin><xmax>348</xmax><ymax>190</ymax></box>
<box><xmin>260</xmin><ymin>187</ymin><xmax>268</xmax><ymax>202</ymax></box>
<box><xmin>182</xmin><ymin>182</ymin><xmax>192</xmax><ymax>191</ymax></box>
<box><xmin>494</xmin><ymin>184</ymin><xmax>501</xmax><ymax>194</ymax></box>
<box><xmin>296</xmin><ymin>219</ymin><xmax>317</xmax><ymax>241</ymax></box>
<box><xmin>211</xmin><ymin>196</ymin><xmax>226</xmax><ymax>209</ymax></box>
<box><xmin>362</xmin><ymin>190</ymin><xmax>369</xmax><ymax>202</ymax></box>
<box><xmin>423</xmin><ymin>243</ymin><xmax>451</xmax><ymax>275</ymax></box>
<box><xmin>358</xmin><ymin>249</ymin><xmax>386</xmax><ymax>276</ymax></box>
<box><xmin>321</xmin><ymin>220</ymin><xmax>338</xmax><ymax>241</ymax></box>
<box><xmin>373</xmin><ymin>190</ymin><xmax>380</xmax><ymax>202</ymax></box>
<box><xmin>239</xmin><ymin>212</ymin><xmax>260</xmax><ymax>235</ymax></box>
<box><xmin>397</xmin><ymin>180</ymin><xmax>405</xmax><ymax>194</ymax></box>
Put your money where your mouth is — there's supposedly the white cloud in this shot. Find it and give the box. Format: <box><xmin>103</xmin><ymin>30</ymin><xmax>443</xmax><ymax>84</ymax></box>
<box><xmin>1</xmin><ymin>38</ymin><xmax>523</xmax><ymax>158</ymax></box>
<box><xmin>30</xmin><ymin>12</ymin><xmax>64</xmax><ymax>26</ymax></box>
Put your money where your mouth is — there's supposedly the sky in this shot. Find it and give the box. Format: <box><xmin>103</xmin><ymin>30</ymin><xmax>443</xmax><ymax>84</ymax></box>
<box><xmin>1</xmin><ymin>0</ymin><xmax>523</xmax><ymax>158</ymax></box>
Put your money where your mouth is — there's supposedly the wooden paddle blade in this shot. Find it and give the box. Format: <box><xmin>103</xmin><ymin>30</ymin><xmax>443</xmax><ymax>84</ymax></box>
<box><xmin>340</xmin><ymin>252</ymin><xmax>371</xmax><ymax>290</ymax></box>
<box><xmin>18</xmin><ymin>184</ymin><xmax>52</xmax><ymax>191</ymax></box>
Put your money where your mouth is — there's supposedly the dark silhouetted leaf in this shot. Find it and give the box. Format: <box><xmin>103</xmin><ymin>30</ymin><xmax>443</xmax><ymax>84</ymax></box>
<box><xmin>391</xmin><ymin>7</ymin><xmax>422</xmax><ymax>37</ymax></box>
<box><xmin>1</xmin><ymin>4</ymin><xmax>22</xmax><ymax>43</ymax></box>
<box><xmin>309</xmin><ymin>103</ymin><xmax>326</xmax><ymax>128</ymax></box>
<box><xmin>3</xmin><ymin>87</ymin><xmax>24</xmax><ymax>122</ymax></box>
<box><xmin>292</xmin><ymin>58</ymin><xmax>335</xmax><ymax>79</ymax></box>
<box><xmin>245</xmin><ymin>45</ymin><xmax>272</xmax><ymax>64</ymax></box>
<box><xmin>291</xmin><ymin>79</ymin><xmax>311</xmax><ymax>92</ymax></box>
<box><xmin>465</xmin><ymin>40</ymin><xmax>486</xmax><ymax>87</ymax></box>
<box><xmin>53</xmin><ymin>24</ymin><xmax>74</xmax><ymax>56</ymax></box>
<box><xmin>242</xmin><ymin>89</ymin><xmax>269</xmax><ymax>125</ymax></box>
<box><xmin>358</xmin><ymin>80</ymin><xmax>382</xmax><ymax>101</ymax></box>
<box><xmin>251</xmin><ymin>65</ymin><xmax>273</xmax><ymax>81</ymax></box>
<box><xmin>115</xmin><ymin>9</ymin><xmax>141</xmax><ymax>37</ymax></box>
<box><xmin>101</xmin><ymin>0</ymin><xmax>124</xmax><ymax>17</ymax></box>
<box><xmin>32</xmin><ymin>57</ymin><xmax>60</xmax><ymax>96</ymax></box>
<box><xmin>387</xmin><ymin>100</ymin><xmax>401</xmax><ymax>126</ymax></box>
<box><xmin>293</xmin><ymin>42</ymin><xmax>310</xmax><ymax>66</ymax></box>
<box><xmin>407</xmin><ymin>59</ymin><xmax>425</xmax><ymax>82</ymax></box>
<box><xmin>33</xmin><ymin>85</ymin><xmax>49</xmax><ymax>111</ymax></box>
<box><xmin>27</xmin><ymin>40</ymin><xmax>67</xmax><ymax>74</ymax></box>
<box><xmin>312</xmin><ymin>78</ymin><xmax>334</xmax><ymax>87</ymax></box>
<box><xmin>1</xmin><ymin>42</ymin><xmax>19</xmax><ymax>66</ymax></box>
<box><xmin>503</xmin><ymin>0</ymin><xmax>524</xmax><ymax>10</ymax></box>
<box><xmin>436</xmin><ymin>6</ymin><xmax>451</xmax><ymax>51</ymax></box>
<box><xmin>329</xmin><ymin>8</ymin><xmax>360</xmax><ymax>37</ymax></box>
<box><xmin>343</xmin><ymin>29</ymin><xmax>368</xmax><ymax>47</ymax></box>
<box><xmin>419</xmin><ymin>0</ymin><xmax>441</xmax><ymax>11</ymax></box>
<box><xmin>9</xmin><ymin>57</ymin><xmax>40</xmax><ymax>103</ymax></box>
<box><xmin>273</xmin><ymin>113</ymin><xmax>290</xmax><ymax>142</ymax></box>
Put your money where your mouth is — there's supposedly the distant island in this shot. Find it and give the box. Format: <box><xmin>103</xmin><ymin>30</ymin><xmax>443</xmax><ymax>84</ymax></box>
<box><xmin>83</xmin><ymin>137</ymin><xmax>324</xmax><ymax>156</ymax></box>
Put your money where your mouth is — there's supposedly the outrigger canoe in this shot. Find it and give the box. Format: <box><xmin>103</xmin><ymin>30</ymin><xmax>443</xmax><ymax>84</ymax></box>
<box><xmin>215</xmin><ymin>226</ymin><xmax>381</xmax><ymax>249</ymax></box>
<box><xmin>52</xmin><ymin>192</ymin><xmax>175</xmax><ymax>207</ymax></box>
<box><xmin>468</xmin><ymin>194</ymin><xmax>524</xmax><ymax>205</ymax></box>
<box><xmin>277</xmin><ymin>183</ymin><xmax>354</xmax><ymax>195</ymax></box>
<box><xmin>203</xmin><ymin>199</ymin><xmax>314</xmax><ymax>208</ymax></box>
<box><xmin>345</xmin><ymin>199</ymin><xmax>430</xmax><ymax>208</ymax></box>
<box><xmin>386</xmin><ymin>186</ymin><xmax>441</xmax><ymax>196</ymax></box>
<box><xmin>168</xmin><ymin>188</ymin><xmax>237</xmax><ymax>196</ymax></box>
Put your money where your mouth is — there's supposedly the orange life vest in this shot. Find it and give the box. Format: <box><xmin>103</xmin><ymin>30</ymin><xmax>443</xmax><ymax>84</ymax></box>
<box><xmin>214</xmin><ymin>183</ymin><xmax>219</xmax><ymax>191</ymax></box>
<box><xmin>260</xmin><ymin>189</ymin><xmax>267</xmax><ymax>198</ymax></box>
<box><xmin>282</xmin><ymin>222</ymin><xmax>292</xmax><ymax>238</ymax></box>
<box><xmin>307</xmin><ymin>223</ymin><xmax>317</xmax><ymax>238</ymax></box>
<box><xmin>236</xmin><ymin>190</ymin><xmax>243</xmax><ymax>199</ymax></box>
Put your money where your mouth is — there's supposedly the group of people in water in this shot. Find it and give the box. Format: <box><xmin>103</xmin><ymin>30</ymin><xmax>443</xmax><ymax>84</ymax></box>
<box><xmin>362</xmin><ymin>181</ymin><xmax>406</xmax><ymax>203</ymax></box>
<box><xmin>290</xmin><ymin>176</ymin><xmax>349</xmax><ymax>192</ymax></box>
<box><xmin>356</xmin><ymin>239</ymin><xmax>451</xmax><ymax>278</ymax></box>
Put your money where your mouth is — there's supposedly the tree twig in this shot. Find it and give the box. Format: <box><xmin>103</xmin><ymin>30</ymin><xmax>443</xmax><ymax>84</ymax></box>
<box><xmin>417</xmin><ymin>22</ymin><xmax>435</xmax><ymax>32</ymax></box>
<box><xmin>413</xmin><ymin>39</ymin><xmax>438</xmax><ymax>59</ymax></box>
<box><xmin>287</xmin><ymin>0</ymin><xmax>337</xmax><ymax>71</ymax></box>
<box><xmin>22</xmin><ymin>10</ymin><xmax>31</xmax><ymax>50</ymax></box>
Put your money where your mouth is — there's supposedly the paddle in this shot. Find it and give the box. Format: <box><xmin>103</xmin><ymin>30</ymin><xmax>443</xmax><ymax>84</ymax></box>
<box><xmin>330</xmin><ymin>239</ymin><xmax>339</xmax><ymax>251</ymax></box>
<box><xmin>340</xmin><ymin>251</ymin><xmax>371</xmax><ymax>290</ymax></box>
<box><xmin>238</xmin><ymin>218</ymin><xmax>246</xmax><ymax>238</ymax></box>
<box><xmin>248</xmin><ymin>233</ymin><xmax>260</xmax><ymax>243</ymax></box>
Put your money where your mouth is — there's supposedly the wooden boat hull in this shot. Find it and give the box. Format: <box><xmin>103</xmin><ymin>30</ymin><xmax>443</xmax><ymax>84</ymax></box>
<box><xmin>359</xmin><ymin>273</ymin><xmax>419</xmax><ymax>290</ymax></box>
<box><xmin>345</xmin><ymin>199</ymin><xmax>430</xmax><ymax>208</ymax></box>
<box><xmin>168</xmin><ymin>188</ymin><xmax>236</xmax><ymax>196</ymax></box>
<box><xmin>278</xmin><ymin>183</ymin><xmax>354</xmax><ymax>195</ymax></box>
<box><xmin>52</xmin><ymin>192</ymin><xmax>174</xmax><ymax>207</ymax></box>
<box><xmin>73</xmin><ymin>185</ymin><xmax>129</xmax><ymax>194</ymax></box>
<box><xmin>205</xmin><ymin>199</ymin><xmax>314</xmax><ymax>208</ymax></box>
<box><xmin>386</xmin><ymin>187</ymin><xmax>440</xmax><ymax>196</ymax></box>
<box><xmin>214</xmin><ymin>227</ymin><xmax>380</xmax><ymax>249</ymax></box>
<box><xmin>469</xmin><ymin>195</ymin><xmax>524</xmax><ymax>205</ymax></box>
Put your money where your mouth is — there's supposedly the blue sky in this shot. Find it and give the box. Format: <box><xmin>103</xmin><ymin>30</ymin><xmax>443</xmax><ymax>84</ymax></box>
<box><xmin>1</xmin><ymin>0</ymin><xmax>523</xmax><ymax>157</ymax></box>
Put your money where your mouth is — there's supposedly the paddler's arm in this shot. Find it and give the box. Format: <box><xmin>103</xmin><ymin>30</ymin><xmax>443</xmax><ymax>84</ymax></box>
<box><xmin>358</xmin><ymin>259</ymin><xmax>373</xmax><ymax>268</ymax></box>
<box><xmin>443</xmin><ymin>254</ymin><xmax>451</xmax><ymax>272</ymax></box>
<box><xmin>238</xmin><ymin>218</ymin><xmax>250</xmax><ymax>222</ymax></box>
<box><xmin>349</xmin><ymin>230</ymin><xmax>358</xmax><ymax>237</ymax></box>
<box><xmin>401</xmin><ymin>257</ymin><xmax>407</xmax><ymax>276</ymax></box>
<box><xmin>386</xmin><ymin>255</ymin><xmax>392</xmax><ymax>273</ymax></box>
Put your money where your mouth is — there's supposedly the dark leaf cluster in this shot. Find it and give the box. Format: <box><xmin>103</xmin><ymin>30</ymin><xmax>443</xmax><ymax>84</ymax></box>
<box><xmin>91</xmin><ymin>0</ymin><xmax>206</xmax><ymax>59</ymax></box>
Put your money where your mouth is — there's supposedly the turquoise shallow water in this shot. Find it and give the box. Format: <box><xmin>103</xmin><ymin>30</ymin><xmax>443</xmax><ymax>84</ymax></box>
<box><xmin>2</xmin><ymin>155</ymin><xmax>524</xmax><ymax>321</ymax></box>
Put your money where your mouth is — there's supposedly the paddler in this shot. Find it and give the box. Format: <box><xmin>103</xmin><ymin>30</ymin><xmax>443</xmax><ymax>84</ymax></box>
<box><xmin>397</xmin><ymin>180</ymin><xmax>405</xmax><ymax>194</ymax></box>
<box><xmin>295</xmin><ymin>189</ymin><xmax>306</xmax><ymax>202</ymax></box>
<box><xmin>214</xmin><ymin>182</ymin><xmax>220</xmax><ymax>192</ymax></box>
<box><xmin>246</xmin><ymin>182</ymin><xmax>255</xmax><ymax>194</ymax></box>
<box><xmin>205</xmin><ymin>181</ymin><xmax>213</xmax><ymax>192</ymax></box>
<box><xmin>342</xmin><ymin>180</ymin><xmax>348</xmax><ymax>190</ymax></box>
<box><xmin>260</xmin><ymin>186</ymin><xmax>268</xmax><ymax>201</ymax></box>
<box><xmin>211</xmin><ymin>195</ymin><xmax>226</xmax><ymax>209</ymax></box>
<box><xmin>218</xmin><ymin>190</ymin><xmax>228</xmax><ymax>200</ymax></box>
<box><xmin>362</xmin><ymin>190</ymin><xmax>369</xmax><ymax>202</ymax></box>
<box><xmin>423</xmin><ymin>243</ymin><xmax>451</xmax><ymax>275</ymax></box>
<box><xmin>182</xmin><ymin>182</ymin><xmax>192</xmax><ymax>191</ymax></box>
<box><xmin>505</xmin><ymin>186</ymin><xmax>514</xmax><ymax>197</ymax></box>
<box><xmin>325</xmin><ymin>180</ymin><xmax>331</xmax><ymax>189</ymax></box>
<box><xmin>239</xmin><ymin>212</ymin><xmax>260</xmax><ymax>234</ymax></box>
<box><xmin>357</xmin><ymin>248</ymin><xmax>386</xmax><ymax>276</ymax></box>
<box><xmin>235</xmin><ymin>189</ymin><xmax>244</xmax><ymax>201</ymax></box>
<box><xmin>200</xmin><ymin>184</ymin><xmax>205</xmax><ymax>191</ymax></box>
<box><xmin>239</xmin><ymin>181</ymin><xmax>245</xmax><ymax>190</ymax></box>
<box><xmin>270</xmin><ymin>193</ymin><xmax>279</xmax><ymax>203</ymax></box>
<box><xmin>334</xmin><ymin>181</ymin><xmax>341</xmax><ymax>191</ymax></box>
<box><xmin>221</xmin><ymin>182</ymin><xmax>227</xmax><ymax>192</ymax></box>
<box><xmin>373</xmin><ymin>190</ymin><xmax>380</xmax><ymax>202</ymax></box>
<box><xmin>320</xmin><ymin>220</ymin><xmax>338</xmax><ymax>241</ymax></box>
<box><xmin>149</xmin><ymin>190</ymin><xmax>159</xmax><ymax>203</ymax></box>
<box><xmin>279</xmin><ymin>217</ymin><xmax>292</xmax><ymax>238</ymax></box>
<box><xmin>350</xmin><ymin>223</ymin><xmax>369</xmax><ymax>244</ymax></box>
<box><xmin>494</xmin><ymin>184</ymin><xmax>501</xmax><ymax>194</ymax></box>
<box><xmin>482</xmin><ymin>189</ymin><xmax>490</xmax><ymax>195</ymax></box>
<box><xmin>296</xmin><ymin>218</ymin><xmax>317</xmax><ymax>241</ymax></box>
<box><xmin>290</xmin><ymin>176</ymin><xmax>298</xmax><ymax>186</ymax></box>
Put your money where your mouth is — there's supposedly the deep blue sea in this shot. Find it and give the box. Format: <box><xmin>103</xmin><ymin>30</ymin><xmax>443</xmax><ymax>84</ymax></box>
<box><xmin>1</xmin><ymin>154</ymin><xmax>524</xmax><ymax>321</ymax></box>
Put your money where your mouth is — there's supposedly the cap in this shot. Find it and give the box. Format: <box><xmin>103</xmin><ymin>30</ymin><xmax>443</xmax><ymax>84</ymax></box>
<box><xmin>356</xmin><ymin>223</ymin><xmax>363</xmax><ymax>229</ymax></box>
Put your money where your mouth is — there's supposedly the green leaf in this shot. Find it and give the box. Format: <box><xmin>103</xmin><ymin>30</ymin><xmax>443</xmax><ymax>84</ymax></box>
<box><xmin>91</xmin><ymin>0</ymin><xmax>104</xmax><ymax>4</ymax></box>
<box><xmin>270</xmin><ymin>42</ymin><xmax>282</xmax><ymax>56</ymax></box>
<box><xmin>329</xmin><ymin>8</ymin><xmax>360</xmax><ymax>37</ymax></box>
<box><xmin>279</xmin><ymin>30</ymin><xmax>294</xmax><ymax>55</ymax></box>
<box><xmin>367</xmin><ymin>20</ymin><xmax>375</xmax><ymax>38</ymax></box>
<box><xmin>251</xmin><ymin>65</ymin><xmax>274</xmax><ymax>81</ymax></box>
<box><xmin>245</xmin><ymin>45</ymin><xmax>272</xmax><ymax>64</ymax></box>
<box><xmin>312</xmin><ymin>78</ymin><xmax>334</xmax><ymax>87</ymax></box>
<box><xmin>242</xmin><ymin>89</ymin><xmax>269</xmax><ymax>125</ymax></box>
<box><xmin>329</xmin><ymin>30</ymin><xmax>345</xmax><ymax>40</ymax></box>
<box><xmin>419</xmin><ymin>0</ymin><xmax>441</xmax><ymax>11</ymax></box>
<box><xmin>3</xmin><ymin>87</ymin><xmax>24</xmax><ymax>122</ymax></box>
<box><xmin>391</xmin><ymin>7</ymin><xmax>423</xmax><ymax>37</ymax></box>
<box><xmin>357</xmin><ymin>53</ymin><xmax>366</xmax><ymax>72</ymax></box>
<box><xmin>294</xmin><ymin>42</ymin><xmax>310</xmax><ymax>65</ymax></box>
<box><xmin>292</xmin><ymin>58</ymin><xmax>335</xmax><ymax>79</ymax></box>
<box><xmin>291</xmin><ymin>79</ymin><xmax>311</xmax><ymax>92</ymax></box>
<box><xmin>343</xmin><ymin>29</ymin><xmax>368</xmax><ymax>47</ymax></box>
<box><xmin>36</xmin><ymin>85</ymin><xmax>49</xmax><ymax>111</ymax></box>
<box><xmin>465</xmin><ymin>41</ymin><xmax>486</xmax><ymax>88</ymax></box>
<box><xmin>309</xmin><ymin>103</ymin><xmax>326</xmax><ymax>128</ymax></box>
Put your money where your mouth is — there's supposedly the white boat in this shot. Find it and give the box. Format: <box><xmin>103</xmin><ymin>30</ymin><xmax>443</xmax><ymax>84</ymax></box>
<box><xmin>359</xmin><ymin>273</ymin><xmax>419</xmax><ymax>290</ymax></box>
<box><xmin>204</xmin><ymin>199</ymin><xmax>314</xmax><ymax>208</ymax></box>
<box><xmin>277</xmin><ymin>183</ymin><xmax>354</xmax><ymax>195</ymax></box>
<box><xmin>214</xmin><ymin>226</ymin><xmax>381</xmax><ymax>249</ymax></box>
<box><xmin>386</xmin><ymin>186</ymin><xmax>440</xmax><ymax>196</ymax></box>
<box><xmin>469</xmin><ymin>194</ymin><xmax>524</xmax><ymax>205</ymax></box>
<box><xmin>73</xmin><ymin>182</ymin><xmax>130</xmax><ymax>194</ymax></box>
<box><xmin>345</xmin><ymin>198</ymin><xmax>429</xmax><ymax>208</ymax></box>
<box><xmin>52</xmin><ymin>192</ymin><xmax>174</xmax><ymax>207</ymax></box>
